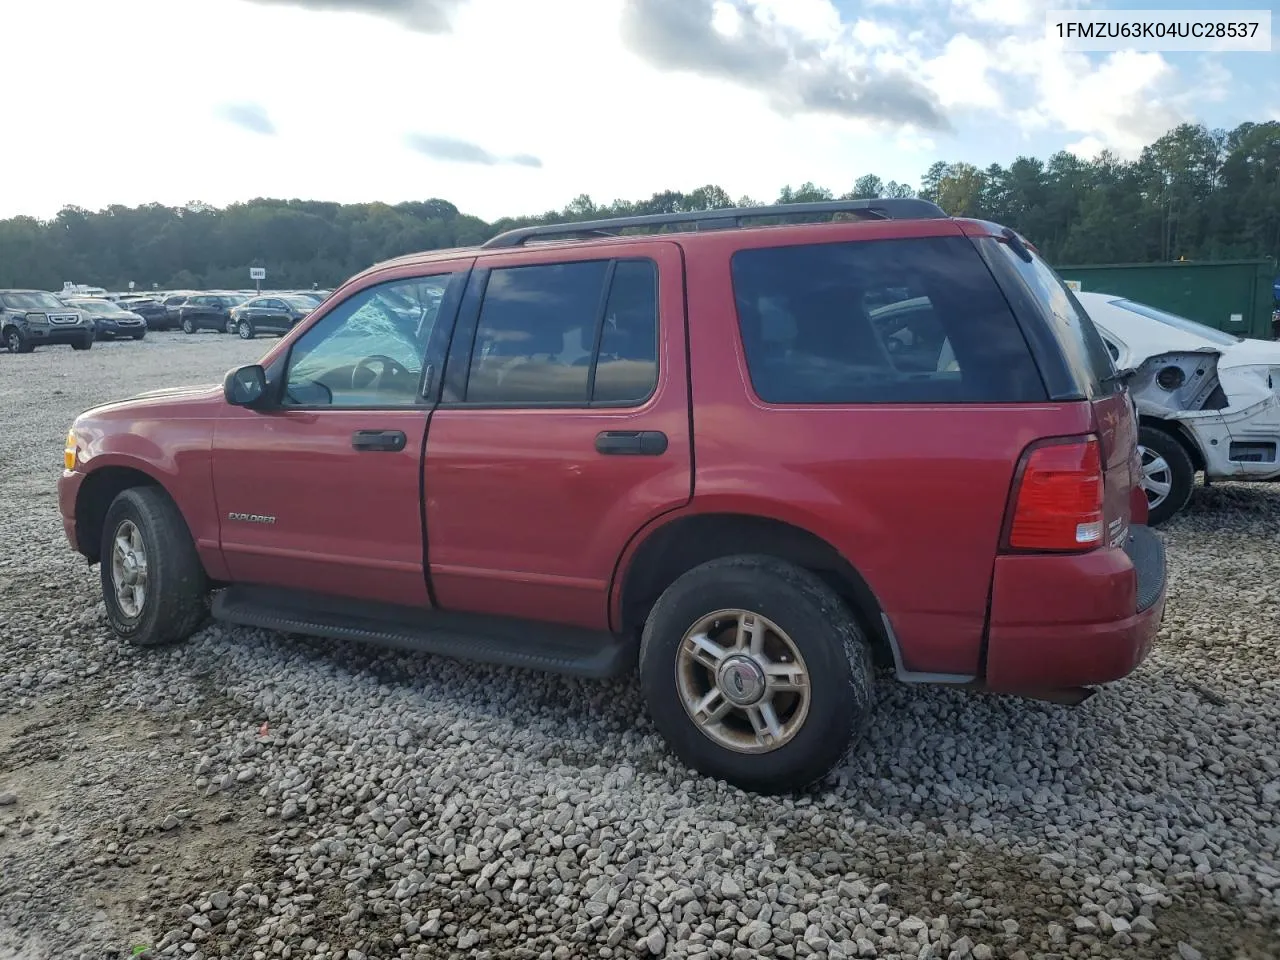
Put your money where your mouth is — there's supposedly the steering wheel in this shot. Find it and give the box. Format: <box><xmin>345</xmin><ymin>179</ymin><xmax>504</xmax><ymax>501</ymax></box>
<box><xmin>351</xmin><ymin>354</ymin><xmax>412</xmax><ymax>392</ymax></box>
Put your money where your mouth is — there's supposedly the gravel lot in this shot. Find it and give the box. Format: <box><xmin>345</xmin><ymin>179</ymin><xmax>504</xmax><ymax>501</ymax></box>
<box><xmin>1</xmin><ymin>332</ymin><xmax>1278</xmax><ymax>960</ymax></box>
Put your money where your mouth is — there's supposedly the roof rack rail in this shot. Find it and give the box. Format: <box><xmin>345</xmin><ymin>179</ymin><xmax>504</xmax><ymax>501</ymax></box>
<box><xmin>480</xmin><ymin>198</ymin><xmax>947</xmax><ymax>249</ymax></box>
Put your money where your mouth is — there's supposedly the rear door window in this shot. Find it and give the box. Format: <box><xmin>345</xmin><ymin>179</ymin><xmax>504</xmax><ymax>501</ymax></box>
<box><xmin>462</xmin><ymin>259</ymin><xmax>659</xmax><ymax>406</ymax></box>
<box><xmin>730</xmin><ymin>236</ymin><xmax>1046</xmax><ymax>404</ymax></box>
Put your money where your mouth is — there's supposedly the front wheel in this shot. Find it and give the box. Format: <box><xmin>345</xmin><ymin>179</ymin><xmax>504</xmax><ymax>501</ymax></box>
<box><xmin>1138</xmin><ymin>425</ymin><xmax>1195</xmax><ymax>525</ymax></box>
<box><xmin>72</xmin><ymin>335</ymin><xmax>93</xmax><ymax>350</ymax></box>
<box><xmin>132</xmin><ymin>331</ymin><xmax>146</xmax><ymax>341</ymax></box>
<box><xmin>639</xmin><ymin>555</ymin><xmax>874</xmax><ymax>794</ymax></box>
<box><xmin>100</xmin><ymin>487</ymin><xmax>209</xmax><ymax>647</ymax></box>
<box><xmin>181</xmin><ymin>318</ymin><xmax>195</xmax><ymax>334</ymax></box>
<box><xmin>237</xmin><ymin>320</ymin><xmax>255</xmax><ymax>340</ymax></box>
<box><xmin>5</xmin><ymin>327</ymin><xmax>32</xmax><ymax>353</ymax></box>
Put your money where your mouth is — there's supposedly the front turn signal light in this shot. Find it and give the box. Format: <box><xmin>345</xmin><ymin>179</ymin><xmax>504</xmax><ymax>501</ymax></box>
<box><xmin>64</xmin><ymin>429</ymin><xmax>79</xmax><ymax>470</ymax></box>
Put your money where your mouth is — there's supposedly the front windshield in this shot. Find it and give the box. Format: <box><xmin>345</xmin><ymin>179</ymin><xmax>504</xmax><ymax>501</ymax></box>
<box><xmin>3</xmin><ymin>291</ymin><xmax>68</xmax><ymax>311</ymax></box>
<box><xmin>73</xmin><ymin>301</ymin><xmax>117</xmax><ymax>314</ymax></box>
<box><xmin>1114</xmin><ymin>298</ymin><xmax>1242</xmax><ymax>346</ymax></box>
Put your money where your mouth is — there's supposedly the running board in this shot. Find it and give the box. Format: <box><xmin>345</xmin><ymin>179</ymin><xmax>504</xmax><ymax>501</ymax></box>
<box><xmin>211</xmin><ymin>585</ymin><xmax>637</xmax><ymax>679</ymax></box>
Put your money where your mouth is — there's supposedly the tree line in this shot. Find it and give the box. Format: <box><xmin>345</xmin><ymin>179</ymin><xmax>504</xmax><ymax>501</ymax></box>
<box><xmin>0</xmin><ymin>121</ymin><xmax>1276</xmax><ymax>292</ymax></box>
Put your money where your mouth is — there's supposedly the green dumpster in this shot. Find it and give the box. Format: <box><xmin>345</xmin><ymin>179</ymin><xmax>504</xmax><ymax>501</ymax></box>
<box><xmin>1054</xmin><ymin>259</ymin><xmax>1277</xmax><ymax>341</ymax></box>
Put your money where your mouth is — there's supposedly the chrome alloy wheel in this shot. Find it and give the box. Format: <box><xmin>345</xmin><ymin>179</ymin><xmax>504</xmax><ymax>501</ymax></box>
<box><xmin>1139</xmin><ymin>445</ymin><xmax>1172</xmax><ymax>511</ymax></box>
<box><xmin>675</xmin><ymin>608</ymin><xmax>810</xmax><ymax>754</ymax></box>
<box><xmin>110</xmin><ymin>519</ymin><xmax>148</xmax><ymax>618</ymax></box>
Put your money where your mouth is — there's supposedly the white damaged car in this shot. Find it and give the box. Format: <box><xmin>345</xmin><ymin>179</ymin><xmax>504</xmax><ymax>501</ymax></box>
<box><xmin>1078</xmin><ymin>291</ymin><xmax>1280</xmax><ymax>524</ymax></box>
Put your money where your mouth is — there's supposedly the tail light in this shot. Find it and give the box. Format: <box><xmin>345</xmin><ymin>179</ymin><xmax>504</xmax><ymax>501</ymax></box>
<box><xmin>1006</xmin><ymin>436</ymin><xmax>1105</xmax><ymax>552</ymax></box>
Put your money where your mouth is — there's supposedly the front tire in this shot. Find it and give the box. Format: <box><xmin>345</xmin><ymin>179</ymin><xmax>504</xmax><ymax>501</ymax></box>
<box><xmin>181</xmin><ymin>318</ymin><xmax>196</xmax><ymax>334</ymax></box>
<box><xmin>237</xmin><ymin>320</ymin><xmax>255</xmax><ymax>340</ymax></box>
<box><xmin>1138</xmin><ymin>425</ymin><xmax>1194</xmax><ymax>526</ymax></box>
<box><xmin>5</xmin><ymin>327</ymin><xmax>33</xmax><ymax>353</ymax></box>
<box><xmin>72</xmin><ymin>335</ymin><xmax>93</xmax><ymax>351</ymax></box>
<box><xmin>100</xmin><ymin>487</ymin><xmax>208</xmax><ymax>647</ymax></box>
<box><xmin>639</xmin><ymin>555</ymin><xmax>874</xmax><ymax>794</ymax></box>
<box><xmin>132</xmin><ymin>331</ymin><xmax>146</xmax><ymax>341</ymax></box>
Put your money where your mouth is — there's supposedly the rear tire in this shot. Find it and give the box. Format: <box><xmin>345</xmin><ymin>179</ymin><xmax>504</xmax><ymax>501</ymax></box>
<box><xmin>639</xmin><ymin>554</ymin><xmax>874</xmax><ymax>794</ymax></box>
<box><xmin>1138</xmin><ymin>425</ymin><xmax>1195</xmax><ymax>526</ymax></box>
<box><xmin>100</xmin><ymin>487</ymin><xmax>208</xmax><ymax>647</ymax></box>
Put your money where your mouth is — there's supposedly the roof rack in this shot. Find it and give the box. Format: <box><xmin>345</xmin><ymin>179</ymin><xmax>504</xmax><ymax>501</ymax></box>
<box><xmin>480</xmin><ymin>198</ymin><xmax>947</xmax><ymax>249</ymax></box>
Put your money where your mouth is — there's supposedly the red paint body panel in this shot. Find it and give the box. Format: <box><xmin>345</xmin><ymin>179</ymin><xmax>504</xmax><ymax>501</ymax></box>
<box><xmin>210</xmin><ymin>406</ymin><xmax>431</xmax><ymax>608</ymax></box>
<box><xmin>425</xmin><ymin>241</ymin><xmax>692</xmax><ymax>630</ymax></box>
<box><xmin>59</xmin><ymin>387</ymin><xmax>230</xmax><ymax>580</ymax></box>
<box><xmin>985</xmin><ymin>549</ymin><xmax>1162</xmax><ymax>688</ymax></box>
<box><xmin>677</xmin><ymin>221</ymin><xmax>1102</xmax><ymax>676</ymax></box>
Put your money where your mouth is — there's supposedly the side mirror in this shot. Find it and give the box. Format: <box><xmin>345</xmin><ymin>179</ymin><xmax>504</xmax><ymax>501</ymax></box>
<box><xmin>224</xmin><ymin>364</ymin><xmax>269</xmax><ymax>408</ymax></box>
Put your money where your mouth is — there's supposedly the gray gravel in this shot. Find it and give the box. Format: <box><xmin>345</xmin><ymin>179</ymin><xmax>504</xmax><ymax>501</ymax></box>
<box><xmin>1</xmin><ymin>332</ymin><xmax>1279</xmax><ymax>960</ymax></box>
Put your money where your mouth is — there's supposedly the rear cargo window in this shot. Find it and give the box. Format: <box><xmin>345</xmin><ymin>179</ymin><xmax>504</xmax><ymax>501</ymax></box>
<box><xmin>995</xmin><ymin>244</ymin><xmax>1120</xmax><ymax>396</ymax></box>
<box><xmin>730</xmin><ymin>236</ymin><xmax>1047</xmax><ymax>404</ymax></box>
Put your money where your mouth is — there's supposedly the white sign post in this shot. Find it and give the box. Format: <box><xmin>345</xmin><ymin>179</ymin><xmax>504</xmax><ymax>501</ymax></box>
<box><xmin>249</xmin><ymin>266</ymin><xmax>266</xmax><ymax>293</ymax></box>
<box><xmin>128</xmin><ymin>281</ymin><xmax>135</xmax><ymax>291</ymax></box>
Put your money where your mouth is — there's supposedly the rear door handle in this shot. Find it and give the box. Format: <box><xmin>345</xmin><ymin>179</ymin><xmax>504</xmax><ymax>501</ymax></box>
<box><xmin>595</xmin><ymin>430</ymin><xmax>668</xmax><ymax>456</ymax></box>
<box><xmin>352</xmin><ymin>429</ymin><xmax>407</xmax><ymax>452</ymax></box>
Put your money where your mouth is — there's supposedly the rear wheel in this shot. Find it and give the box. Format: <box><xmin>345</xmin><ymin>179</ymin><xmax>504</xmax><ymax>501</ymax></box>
<box><xmin>237</xmin><ymin>320</ymin><xmax>255</xmax><ymax>340</ymax></box>
<box><xmin>100</xmin><ymin>487</ymin><xmax>208</xmax><ymax>647</ymax></box>
<box><xmin>1138</xmin><ymin>425</ymin><xmax>1195</xmax><ymax>525</ymax></box>
<box><xmin>639</xmin><ymin>555</ymin><xmax>874</xmax><ymax>794</ymax></box>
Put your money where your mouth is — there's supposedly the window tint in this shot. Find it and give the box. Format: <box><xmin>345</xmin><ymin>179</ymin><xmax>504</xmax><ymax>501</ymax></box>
<box><xmin>283</xmin><ymin>273</ymin><xmax>458</xmax><ymax>408</ymax></box>
<box><xmin>591</xmin><ymin>260</ymin><xmax>659</xmax><ymax>403</ymax></box>
<box><xmin>731</xmin><ymin>237</ymin><xmax>1046</xmax><ymax>404</ymax></box>
<box><xmin>996</xmin><ymin>245</ymin><xmax>1119</xmax><ymax>395</ymax></box>
<box><xmin>466</xmin><ymin>261</ymin><xmax>608</xmax><ymax>404</ymax></box>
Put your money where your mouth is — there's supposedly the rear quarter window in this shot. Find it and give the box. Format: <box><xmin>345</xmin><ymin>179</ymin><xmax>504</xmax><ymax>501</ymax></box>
<box><xmin>992</xmin><ymin>243</ymin><xmax>1120</xmax><ymax>396</ymax></box>
<box><xmin>730</xmin><ymin>236</ymin><xmax>1047</xmax><ymax>404</ymax></box>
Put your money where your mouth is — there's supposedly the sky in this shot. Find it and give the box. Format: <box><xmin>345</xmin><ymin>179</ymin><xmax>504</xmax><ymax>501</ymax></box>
<box><xmin>2</xmin><ymin>0</ymin><xmax>1278</xmax><ymax>223</ymax></box>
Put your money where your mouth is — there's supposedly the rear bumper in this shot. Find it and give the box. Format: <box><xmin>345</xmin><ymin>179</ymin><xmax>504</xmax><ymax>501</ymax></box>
<box><xmin>984</xmin><ymin>525</ymin><xmax>1166</xmax><ymax>690</ymax></box>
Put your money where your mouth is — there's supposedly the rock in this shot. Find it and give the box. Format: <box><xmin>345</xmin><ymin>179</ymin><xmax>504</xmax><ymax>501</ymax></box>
<box><xmin>646</xmin><ymin>928</ymin><xmax>667</xmax><ymax>955</ymax></box>
<box><xmin>0</xmin><ymin>792</ymin><xmax>17</xmax><ymax>806</ymax></box>
<box><xmin>1178</xmin><ymin>944</ymin><xmax>1204</xmax><ymax>960</ymax></box>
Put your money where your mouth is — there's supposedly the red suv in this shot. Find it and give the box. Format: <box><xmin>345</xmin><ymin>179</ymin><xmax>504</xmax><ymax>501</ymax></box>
<box><xmin>58</xmin><ymin>200</ymin><xmax>1166</xmax><ymax>793</ymax></box>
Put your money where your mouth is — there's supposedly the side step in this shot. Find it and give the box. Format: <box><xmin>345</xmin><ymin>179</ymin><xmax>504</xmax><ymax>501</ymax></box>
<box><xmin>211</xmin><ymin>585</ymin><xmax>637</xmax><ymax>679</ymax></box>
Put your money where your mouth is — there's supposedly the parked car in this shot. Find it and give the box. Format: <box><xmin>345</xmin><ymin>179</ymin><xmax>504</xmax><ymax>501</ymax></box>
<box><xmin>226</xmin><ymin>295</ymin><xmax>317</xmax><ymax>338</ymax></box>
<box><xmin>65</xmin><ymin>298</ymin><xmax>148</xmax><ymax>340</ymax></box>
<box><xmin>115</xmin><ymin>296</ymin><xmax>168</xmax><ymax>329</ymax></box>
<box><xmin>57</xmin><ymin>200</ymin><xmax>1165</xmax><ymax>793</ymax></box>
<box><xmin>160</xmin><ymin>293</ymin><xmax>193</xmax><ymax>329</ymax></box>
<box><xmin>177</xmin><ymin>293</ymin><xmax>248</xmax><ymax>334</ymax></box>
<box><xmin>2</xmin><ymin>289</ymin><xmax>95</xmax><ymax>352</ymax></box>
<box><xmin>1079</xmin><ymin>290</ymin><xmax>1280</xmax><ymax>524</ymax></box>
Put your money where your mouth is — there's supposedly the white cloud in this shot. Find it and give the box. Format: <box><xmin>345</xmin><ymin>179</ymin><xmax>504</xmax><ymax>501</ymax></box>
<box><xmin>921</xmin><ymin>35</ymin><xmax>1003</xmax><ymax>111</ymax></box>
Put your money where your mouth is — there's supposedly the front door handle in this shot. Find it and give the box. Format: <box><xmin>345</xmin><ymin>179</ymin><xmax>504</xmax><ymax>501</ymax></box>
<box><xmin>595</xmin><ymin>430</ymin><xmax>668</xmax><ymax>456</ymax></box>
<box><xmin>352</xmin><ymin>429</ymin><xmax>407</xmax><ymax>452</ymax></box>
